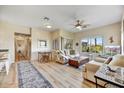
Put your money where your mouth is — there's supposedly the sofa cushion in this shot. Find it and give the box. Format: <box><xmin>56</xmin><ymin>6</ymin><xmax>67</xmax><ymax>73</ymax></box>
<box><xmin>109</xmin><ymin>54</ymin><xmax>124</xmax><ymax>67</ymax></box>
<box><xmin>0</xmin><ymin>52</ymin><xmax>8</xmax><ymax>59</ymax></box>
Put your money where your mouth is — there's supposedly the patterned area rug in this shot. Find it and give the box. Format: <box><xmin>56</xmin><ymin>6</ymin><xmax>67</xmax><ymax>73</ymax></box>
<box><xmin>18</xmin><ymin>62</ymin><xmax>53</xmax><ymax>88</ymax></box>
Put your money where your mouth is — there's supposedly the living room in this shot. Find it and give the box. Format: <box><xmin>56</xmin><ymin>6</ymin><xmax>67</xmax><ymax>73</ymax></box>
<box><xmin>0</xmin><ymin>5</ymin><xmax>124</xmax><ymax>88</ymax></box>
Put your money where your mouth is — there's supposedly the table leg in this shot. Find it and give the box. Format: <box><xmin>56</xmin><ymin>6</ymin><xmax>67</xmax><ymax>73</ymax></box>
<box><xmin>38</xmin><ymin>53</ymin><xmax>39</xmax><ymax>62</ymax></box>
<box><xmin>95</xmin><ymin>77</ymin><xmax>98</xmax><ymax>88</ymax></box>
<box><xmin>51</xmin><ymin>53</ymin><xmax>52</xmax><ymax>61</ymax></box>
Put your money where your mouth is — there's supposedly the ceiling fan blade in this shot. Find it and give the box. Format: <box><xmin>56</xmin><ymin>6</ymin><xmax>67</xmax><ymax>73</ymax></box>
<box><xmin>72</xmin><ymin>26</ymin><xmax>76</xmax><ymax>29</ymax></box>
<box><xmin>69</xmin><ymin>23</ymin><xmax>75</xmax><ymax>26</ymax></box>
<box><xmin>80</xmin><ymin>20</ymin><xmax>84</xmax><ymax>24</ymax></box>
<box><xmin>70</xmin><ymin>27</ymin><xmax>76</xmax><ymax>31</ymax></box>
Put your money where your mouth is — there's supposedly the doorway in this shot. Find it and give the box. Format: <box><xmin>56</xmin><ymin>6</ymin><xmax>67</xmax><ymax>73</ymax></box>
<box><xmin>15</xmin><ymin>33</ymin><xmax>31</xmax><ymax>62</ymax></box>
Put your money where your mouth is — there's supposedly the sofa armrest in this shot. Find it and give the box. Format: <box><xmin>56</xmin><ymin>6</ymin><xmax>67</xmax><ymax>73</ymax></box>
<box><xmin>82</xmin><ymin>60</ymin><xmax>107</xmax><ymax>86</ymax></box>
<box><xmin>84</xmin><ymin>61</ymin><xmax>103</xmax><ymax>72</ymax></box>
<box><xmin>85</xmin><ymin>63</ymin><xmax>100</xmax><ymax>72</ymax></box>
<box><xmin>82</xmin><ymin>65</ymin><xmax>86</xmax><ymax>72</ymax></box>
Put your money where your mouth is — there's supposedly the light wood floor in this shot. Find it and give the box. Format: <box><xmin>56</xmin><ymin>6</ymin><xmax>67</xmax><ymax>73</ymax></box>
<box><xmin>0</xmin><ymin>61</ymin><xmax>96</xmax><ymax>88</ymax></box>
<box><xmin>0</xmin><ymin>63</ymin><xmax>18</xmax><ymax>88</ymax></box>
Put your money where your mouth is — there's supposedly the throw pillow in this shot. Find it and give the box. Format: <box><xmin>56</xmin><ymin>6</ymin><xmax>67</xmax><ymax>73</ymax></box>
<box><xmin>104</xmin><ymin>57</ymin><xmax>113</xmax><ymax>64</ymax></box>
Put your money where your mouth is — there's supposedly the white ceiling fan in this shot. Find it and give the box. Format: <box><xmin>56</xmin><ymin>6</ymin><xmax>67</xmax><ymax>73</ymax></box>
<box><xmin>72</xmin><ymin>19</ymin><xmax>90</xmax><ymax>30</ymax></box>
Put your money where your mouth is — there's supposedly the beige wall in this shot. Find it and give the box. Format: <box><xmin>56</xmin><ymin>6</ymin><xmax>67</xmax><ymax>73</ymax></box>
<box><xmin>0</xmin><ymin>21</ymin><xmax>30</xmax><ymax>63</ymax></box>
<box><xmin>51</xmin><ymin>29</ymin><xmax>74</xmax><ymax>40</ymax></box>
<box><xmin>59</xmin><ymin>29</ymin><xmax>74</xmax><ymax>39</ymax></box>
<box><xmin>0</xmin><ymin>21</ymin><xmax>52</xmax><ymax>63</ymax></box>
<box><xmin>31</xmin><ymin>28</ymin><xmax>52</xmax><ymax>61</ymax></box>
<box><xmin>0</xmin><ymin>21</ymin><xmax>74</xmax><ymax>63</ymax></box>
<box><xmin>51</xmin><ymin>30</ymin><xmax>60</xmax><ymax>40</ymax></box>
<box><xmin>74</xmin><ymin>22</ymin><xmax>121</xmax><ymax>53</ymax></box>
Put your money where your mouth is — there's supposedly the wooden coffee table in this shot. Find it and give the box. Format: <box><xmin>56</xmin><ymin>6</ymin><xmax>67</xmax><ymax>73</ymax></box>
<box><xmin>68</xmin><ymin>56</ymin><xmax>89</xmax><ymax>68</ymax></box>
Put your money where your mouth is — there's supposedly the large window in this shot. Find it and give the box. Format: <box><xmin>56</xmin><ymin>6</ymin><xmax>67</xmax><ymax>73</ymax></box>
<box><xmin>104</xmin><ymin>45</ymin><xmax>120</xmax><ymax>56</ymax></box>
<box><xmin>81</xmin><ymin>39</ymin><xmax>90</xmax><ymax>52</ymax></box>
<box><xmin>81</xmin><ymin>36</ymin><xmax>103</xmax><ymax>53</ymax></box>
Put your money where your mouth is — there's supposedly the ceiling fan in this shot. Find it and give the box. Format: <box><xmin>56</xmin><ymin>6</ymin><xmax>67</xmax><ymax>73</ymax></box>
<box><xmin>72</xmin><ymin>20</ymin><xmax>90</xmax><ymax>30</ymax></box>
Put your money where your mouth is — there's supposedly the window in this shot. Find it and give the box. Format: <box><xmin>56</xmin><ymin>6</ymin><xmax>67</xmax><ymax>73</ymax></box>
<box><xmin>81</xmin><ymin>39</ymin><xmax>90</xmax><ymax>52</ymax></box>
<box><xmin>104</xmin><ymin>45</ymin><xmax>120</xmax><ymax>56</ymax></box>
<box><xmin>38</xmin><ymin>40</ymin><xmax>47</xmax><ymax>49</ymax></box>
<box><xmin>81</xmin><ymin>36</ymin><xmax>103</xmax><ymax>53</ymax></box>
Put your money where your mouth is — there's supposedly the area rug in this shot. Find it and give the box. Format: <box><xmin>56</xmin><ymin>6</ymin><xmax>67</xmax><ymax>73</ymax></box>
<box><xmin>18</xmin><ymin>62</ymin><xmax>53</xmax><ymax>88</ymax></box>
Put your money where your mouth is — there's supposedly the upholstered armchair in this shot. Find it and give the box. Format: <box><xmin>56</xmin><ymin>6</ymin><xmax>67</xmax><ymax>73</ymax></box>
<box><xmin>55</xmin><ymin>50</ymin><xmax>69</xmax><ymax>64</ymax></box>
<box><xmin>82</xmin><ymin>56</ymin><xmax>112</xmax><ymax>86</ymax></box>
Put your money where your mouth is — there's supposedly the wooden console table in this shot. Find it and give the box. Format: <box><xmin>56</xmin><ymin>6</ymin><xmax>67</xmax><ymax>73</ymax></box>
<box><xmin>38</xmin><ymin>51</ymin><xmax>52</xmax><ymax>63</ymax></box>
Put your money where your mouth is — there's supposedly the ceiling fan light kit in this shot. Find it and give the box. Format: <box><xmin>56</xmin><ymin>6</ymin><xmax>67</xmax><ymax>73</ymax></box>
<box><xmin>76</xmin><ymin>26</ymin><xmax>82</xmax><ymax>30</ymax></box>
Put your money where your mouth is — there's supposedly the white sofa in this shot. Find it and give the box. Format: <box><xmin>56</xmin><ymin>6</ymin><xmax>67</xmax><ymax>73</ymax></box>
<box><xmin>82</xmin><ymin>54</ymin><xmax>124</xmax><ymax>87</ymax></box>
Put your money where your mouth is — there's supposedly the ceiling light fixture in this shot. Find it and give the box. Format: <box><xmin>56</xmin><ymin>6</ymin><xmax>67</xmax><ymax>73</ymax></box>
<box><xmin>76</xmin><ymin>26</ymin><xmax>82</xmax><ymax>30</ymax></box>
<box><xmin>46</xmin><ymin>25</ymin><xmax>52</xmax><ymax>28</ymax></box>
<box><xmin>41</xmin><ymin>17</ymin><xmax>52</xmax><ymax>29</ymax></box>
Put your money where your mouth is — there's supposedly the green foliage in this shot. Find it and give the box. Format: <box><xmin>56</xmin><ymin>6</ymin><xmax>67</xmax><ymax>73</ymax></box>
<box><xmin>82</xmin><ymin>45</ymin><xmax>103</xmax><ymax>53</ymax></box>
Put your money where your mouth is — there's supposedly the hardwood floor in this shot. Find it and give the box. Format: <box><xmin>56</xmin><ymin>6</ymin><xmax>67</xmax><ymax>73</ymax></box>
<box><xmin>0</xmin><ymin>63</ymin><xmax>18</xmax><ymax>88</ymax></box>
<box><xmin>0</xmin><ymin>61</ymin><xmax>96</xmax><ymax>88</ymax></box>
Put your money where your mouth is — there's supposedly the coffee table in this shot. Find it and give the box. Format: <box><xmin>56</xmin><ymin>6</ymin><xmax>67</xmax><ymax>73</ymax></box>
<box><xmin>94</xmin><ymin>64</ymin><xmax>124</xmax><ymax>88</ymax></box>
<box><xmin>68</xmin><ymin>56</ymin><xmax>89</xmax><ymax>68</ymax></box>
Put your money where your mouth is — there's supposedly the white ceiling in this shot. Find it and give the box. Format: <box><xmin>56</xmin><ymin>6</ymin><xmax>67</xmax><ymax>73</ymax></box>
<box><xmin>0</xmin><ymin>5</ymin><xmax>123</xmax><ymax>32</ymax></box>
